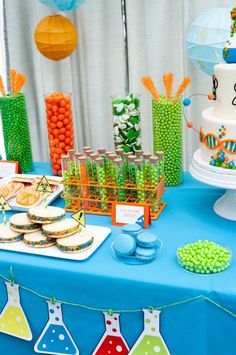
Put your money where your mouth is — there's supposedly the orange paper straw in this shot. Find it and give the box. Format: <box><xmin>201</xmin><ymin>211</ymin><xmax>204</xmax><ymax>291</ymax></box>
<box><xmin>174</xmin><ymin>76</ymin><xmax>191</xmax><ymax>102</ymax></box>
<box><xmin>163</xmin><ymin>73</ymin><xmax>174</xmax><ymax>101</ymax></box>
<box><xmin>141</xmin><ymin>76</ymin><xmax>160</xmax><ymax>101</ymax></box>
<box><xmin>0</xmin><ymin>75</ymin><xmax>6</xmax><ymax>97</ymax></box>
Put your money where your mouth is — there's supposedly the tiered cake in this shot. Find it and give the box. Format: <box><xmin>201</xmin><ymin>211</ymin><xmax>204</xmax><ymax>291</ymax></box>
<box><xmin>200</xmin><ymin>63</ymin><xmax>236</xmax><ymax>169</ymax></box>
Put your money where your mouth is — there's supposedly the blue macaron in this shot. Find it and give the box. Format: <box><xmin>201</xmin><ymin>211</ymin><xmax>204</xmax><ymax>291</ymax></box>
<box><xmin>113</xmin><ymin>233</ymin><xmax>136</xmax><ymax>257</ymax></box>
<box><xmin>135</xmin><ymin>246</ymin><xmax>156</xmax><ymax>258</ymax></box>
<box><xmin>121</xmin><ymin>224</ymin><xmax>142</xmax><ymax>237</ymax></box>
<box><xmin>136</xmin><ymin>232</ymin><xmax>159</xmax><ymax>248</ymax></box>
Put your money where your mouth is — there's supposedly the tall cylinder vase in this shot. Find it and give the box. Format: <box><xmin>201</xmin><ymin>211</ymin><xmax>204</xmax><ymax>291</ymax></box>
<box><xmin>112</xmin><ymin>93</ymin><xmax>141</xmax><ymax>154</ymax></box>
<box><xmin>44</xmin><ymin>92</ymin><xmax>75</xmax><ymax>176</ymax></box>
<box><xmin>0</xmin><ymin>93</ymin><xmax>33</xmax><ymax>173</ymax></box>
<box><xmin>152</xmin><ymin>96</ymin><xmax>183</xmax><ymax>186</ymax></box>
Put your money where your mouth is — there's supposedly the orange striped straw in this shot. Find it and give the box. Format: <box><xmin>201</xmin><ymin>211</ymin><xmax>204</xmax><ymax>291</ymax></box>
<box><xmin>141</xmin><ymin>76</ymin><xmax>160</xmax><ymax>101</ymax></box>
<box><xmin>173</xmin><ymin>76</ymin><xmax>191</xmax><ymax>102</ymax></box>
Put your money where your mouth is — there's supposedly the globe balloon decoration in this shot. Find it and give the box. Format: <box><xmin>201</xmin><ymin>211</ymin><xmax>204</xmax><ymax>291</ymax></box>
<box><xmin>186</xmin><ymin>8</ymin><xmax>231</xmax><ymax>76</ymax></box>
<box><xmin>223</xmin><ymin>8</ymin><xmax>236</xmax><ymax>63</ymax></box>
<box><xmin>34</xmin><ymin>15</ymin><xmax>78</xmax><ymax>61</ymax></box>
<box><xmin>39</xmin><ymin>0</ymin><xmax>85</xmax><ymax>11</ymax></box>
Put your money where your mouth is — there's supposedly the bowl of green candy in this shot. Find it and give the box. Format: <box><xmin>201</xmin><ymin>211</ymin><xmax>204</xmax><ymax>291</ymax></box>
<box><xmin>177</xmin><ymin>240</ymin><xmax>232</xmax><ymax>274</ymax></box>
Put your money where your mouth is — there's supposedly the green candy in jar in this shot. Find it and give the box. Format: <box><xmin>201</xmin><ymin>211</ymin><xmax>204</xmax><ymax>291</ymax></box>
<box><xmin>61</xmin><ymin>155</ymin><xmax>71</xmax><ymax>207</ymax></box>
<box><xmin>143</xmin><ymin>152</ymin><xmax>152</xmax><ymax>184</ymax></box>
<box><xmin>68</xmin><ymin>149</ymin><xmax>76</xmax><ymax>177</ymax></box>
<box><xmin>114</xmin><ymin>158</ymin><xmax>126</xmax><ymax>201</ymax></box>
<box><xmin>112</xmin><ymin>93</ymin><xmax>142</xmax><ymax>154</ymax></box>
<box><xmin>134</xmin><ymin>158</ymin><xmax>145</xmax><ymax>203</ymax></box>
<box><xmin>149</xmin><ymin>156</ymin><xmax>159</xmax><ymax>212</ymax></box>
<box><xmin>96</xmin><ymin>157</ymin><xmax>108</xmax><ymax>211</ymax></box>
<box><xmin>152</xmin><ymin>96</ymin><xmax>182</xmax><ymax>186</ymax></box>
<box><xmin>128</xmin><ymin>155</ymin><xmax>136</xmax><ymax>198</ymax></box>
<box><xmin>0</xmin><ymin>93</ymin><xmax>33</xmax><ymax>173</ymax></box>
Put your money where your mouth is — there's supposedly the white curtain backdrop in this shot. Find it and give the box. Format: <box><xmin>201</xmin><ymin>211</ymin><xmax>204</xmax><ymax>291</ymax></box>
<box><xmin>2</xmin><ymin>0</ymin><xmax>236</xmax><ymax>169</ymax></box>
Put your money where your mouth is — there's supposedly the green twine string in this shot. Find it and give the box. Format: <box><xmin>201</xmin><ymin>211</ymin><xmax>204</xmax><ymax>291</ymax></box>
<box><xmin>0</xmin><ymin>269</ymin><xmax>236</xmax><ymax>318</ymax></box>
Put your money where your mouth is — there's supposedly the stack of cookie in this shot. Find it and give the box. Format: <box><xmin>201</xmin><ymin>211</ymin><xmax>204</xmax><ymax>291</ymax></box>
<box><xmin>0</xmin><ymin>206</ymin><xmax>94</xmax><ymax>253</ymax></box>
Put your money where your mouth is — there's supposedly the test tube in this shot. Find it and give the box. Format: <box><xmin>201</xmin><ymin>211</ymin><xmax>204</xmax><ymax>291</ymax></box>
<box><xmin>95</xmin><ymin>157</ymin><xmax>108</xmax><ymax>211</ymax></box>
<box><xmin>74</xmin><ymin>152</ymin><xmax>82</xmax><ymax>180</ymax></box>
<box><xmin>150</xmin><ymin>156</ymin><xmax>159</xmax><ymax>212</ymax></box>
<box><xmin>122</xmin><ymin>152</ymin><xmax>131</xmax><ymax>181</ymax></box>
<box><xmin>134</xmin><ymin>158</ymin><xmax>145</xmax><ymax>203</ymax></box>
<box><xmin>143</xmin><ymin>152</ymin><xmax>151</xmax><ymax>185</ymax></box>
<box><xmin>114</xmin><ymin>158</ymin><xmax>126</xmax><ymax>201</ymax></box>
<box><xmin>83</xmin><ymin>146</ymin><xmax>91</xmax><ymax>155</ymax></box>
<box><xmin>61</xmin><ymin>155</ymin><xmax>70</xmax><ymax>208</ymax></box>
<box><xmin>135</xmin><ymin>149</ymin><xmax>143</xmax><ymax>158</ymax></box>
<box><xmin>128</xmin><ymin>155</ymin><xmax>136</xmax><ymax>198</ymax></box>
<box><xmin>115</xmin><ymin>149</ymin><xmax>123</xmax><ymax>158</ymax></box>
<box><xmin>67</xmin><ymin>149</ymin><xmax>76</xmax><ymax>177</ymax></box>
<box><xmin>156</xmin><ymin>151</ymin><xmax>165</xmax><ymax>178</ymax></box>
<box><xmin>105</xmin><ymin>151</ymin><xmax>114</xmax><ymax>178</ymax></box>
<box><xmin>79</xmin><ymin>156</ymin><xmax>90</xmax><ymax>210</ymax></box>
<box><xmin>85</xmin><ymin>149</ymin><xmax>94</xmax><ymax>179</ymax></box>
<box><xmin>108</xmin><ymin>153</ymin><xmax>117</xmax><ymax>184</ymax></box>
<box><xmin>98</xmin><ymin>148</ymin><xmax>109</xmax><ymax>176</ymax></box>
<box><xmin>90</xmin><ymin>153</ymin><xmax>100</xmax><ymax>200</ymax></box>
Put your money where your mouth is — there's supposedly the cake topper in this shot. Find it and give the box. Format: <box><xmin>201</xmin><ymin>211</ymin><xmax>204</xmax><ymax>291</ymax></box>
<box><xmin>223</xmin><ymin>8</ymin><xmax>236</xmax><ymax>63</ymax></box>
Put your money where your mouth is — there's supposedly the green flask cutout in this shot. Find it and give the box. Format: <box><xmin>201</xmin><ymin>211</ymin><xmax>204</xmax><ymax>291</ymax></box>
<box><xmin>129</xmin><ymin>309</ymin><xmax>170</xmax><ymax>355</ymax></box>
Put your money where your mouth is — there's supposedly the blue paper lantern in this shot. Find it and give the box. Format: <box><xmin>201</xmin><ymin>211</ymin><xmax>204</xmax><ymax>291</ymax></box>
<box><xmin>186</xmin><ymin>8</ymin><xmax>231</xmax><ymax>76</ymax></box>
<box><xmin>39</xmin><ymin>0</ymin><xmax>85</xmax><ymax>12</ymax></box>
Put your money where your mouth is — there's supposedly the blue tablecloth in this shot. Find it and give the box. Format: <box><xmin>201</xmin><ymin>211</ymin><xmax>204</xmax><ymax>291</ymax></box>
<box><xmin>0</xmin><ymin>163</ymin><xmax>236</xmax><ymax>355</ymax></box>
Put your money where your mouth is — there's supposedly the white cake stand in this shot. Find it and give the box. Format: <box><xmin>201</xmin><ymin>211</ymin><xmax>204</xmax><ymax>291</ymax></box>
<box><xmin>189</xmin><ymin>149</ymin><xmax>236</xmax><ymax>221</ymax></box>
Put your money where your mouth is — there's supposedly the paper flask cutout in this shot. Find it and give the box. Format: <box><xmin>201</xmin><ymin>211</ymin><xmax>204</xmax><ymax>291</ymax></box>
<box><xmin>34</xmin><ymin>301</ymin><xmax>79</xmax><ymax>355</ymax></box>
<box><xmin>92</xmin><ymin>312</ymin><xmax>129</xmax><ymax>355</ymax></box>
<box><xmin>0</xmin><ymin>282</ymin><xmax>32</xmax><ymax>340</ymax></box>
<box><xmin>129</xmin><ymin>309</ymin><xmax>170</xmax><ymax>355</ymax></box>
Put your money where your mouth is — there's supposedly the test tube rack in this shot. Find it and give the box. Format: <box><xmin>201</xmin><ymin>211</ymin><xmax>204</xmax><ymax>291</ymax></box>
<box><xmin>61</xmin><ymin>176</ymin><xmax>166</xmax><ymax>220</ymax></box>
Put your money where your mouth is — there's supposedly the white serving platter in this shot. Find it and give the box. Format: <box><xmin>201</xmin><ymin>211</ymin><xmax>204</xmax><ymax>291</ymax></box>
<box><xmin>0</xmin><ymin>225</ymin><xmax>111</xmax><ymax>261</ymax></box>
<box><xmin>0</xmin><ymin>174</ymin><xmax>63</xmax><ymax>211</ymax></box>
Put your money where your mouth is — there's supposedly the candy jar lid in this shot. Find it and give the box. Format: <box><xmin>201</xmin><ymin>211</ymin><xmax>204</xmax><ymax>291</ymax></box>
<box><xmin>90</xmin><ymin>153</ymin><xmax>99</xmax><ymax>160</ymax></box>
<box><xmin>156</xmin><ymin>151</ymin><xmax>164</xmax><ymax>157</ymax></box>
<box><xmin>134</xmin><ymin>158</ymin><xmax>142</xmax><ymax>165</ymax></box>
<box><xmin>150</xmin><ymin>156</ymin><xmax>158</xmax><ymax>163</ymax></box>
<box><xmin>135</xmin><ymin>149</ymin><xmax>143</xmax><ymax>157</ymax></box>
<box><xmin>114</xmin><ymin>158</ymin><xmax>123</xmax><ymax>166</ymax></box>
<box><xmin>143</xmin><ymin>152</ymin><xmax>151</xmax><ymax>159</ymax></box>
<box><xmin>115</xmin><ymin>149</ymin><xmax>123</xmax><ymax>155</ymax></box>
<box><xmin>128</xmin><ymin>155</ymin><xmax>135</xmax><ymax>162</ymax></box>
<box><xmin>98</xmin><ymin>148</ymin><xmax>106</xmax><ymax>154</ymax></box>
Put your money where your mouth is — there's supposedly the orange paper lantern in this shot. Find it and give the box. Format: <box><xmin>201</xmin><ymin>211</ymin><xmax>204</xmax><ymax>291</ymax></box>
<box><xmin>34</xmin><ymin>15</ymin><xmax>78</xmax><ymax>61</ymax></box>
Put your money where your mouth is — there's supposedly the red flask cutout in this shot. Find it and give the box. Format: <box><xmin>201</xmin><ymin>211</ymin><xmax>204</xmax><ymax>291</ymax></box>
<box><xmin>92</xmin><ymin>312</ymin><xmax>129</xmax><ymax>355</ymax></box>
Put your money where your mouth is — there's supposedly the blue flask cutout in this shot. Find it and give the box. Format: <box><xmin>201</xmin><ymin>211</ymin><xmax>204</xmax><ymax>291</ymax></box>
<box><xmin>34</xmin><ymin>301</ymin><xmax>79</xmax><ymax>355</ymax></box>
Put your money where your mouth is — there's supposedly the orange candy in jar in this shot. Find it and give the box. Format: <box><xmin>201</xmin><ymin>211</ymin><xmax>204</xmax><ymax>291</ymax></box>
<box><xmin>45</xmin><ymin>92</ymin><xmax>75</xmax><ymax>176</ymax></box>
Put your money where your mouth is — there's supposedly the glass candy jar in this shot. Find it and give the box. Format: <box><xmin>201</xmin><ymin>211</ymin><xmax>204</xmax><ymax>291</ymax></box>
<box><xmin>152</xmin><ymin>96</ymin><xmax>182</xmax><ymax>186</ymax></box>
<box><xmin>45</xmin><ymin>92</ymin><xmax>75</xmax><ymax>176</ymax></box>
<box><xmin>0</xmin><ymin>93</ymin><xmax>33</xmax><ymax>173</ymax></box>
<box><xmin>112</xmin><ymin>93</ymin><xmax>142</xmax><ymax>154</ymax></box>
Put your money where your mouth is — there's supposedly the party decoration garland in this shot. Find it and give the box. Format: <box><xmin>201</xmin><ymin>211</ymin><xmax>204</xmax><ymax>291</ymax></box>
<box><xmin>0</xmin><ymin>268</ymin><xmax>236</xmax><ymax>354</ymax></box>
<box><xmin>39</xmin><ymin>0</ymin><xmax>85</xmax><ymax>12</ymax></box>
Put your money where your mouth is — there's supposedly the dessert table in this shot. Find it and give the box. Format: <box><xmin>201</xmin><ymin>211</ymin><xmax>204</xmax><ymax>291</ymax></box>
<box><xmin>0</xmin><ymin>162</ymin><xmax>235</xmax><ymax>355</ymax></box>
